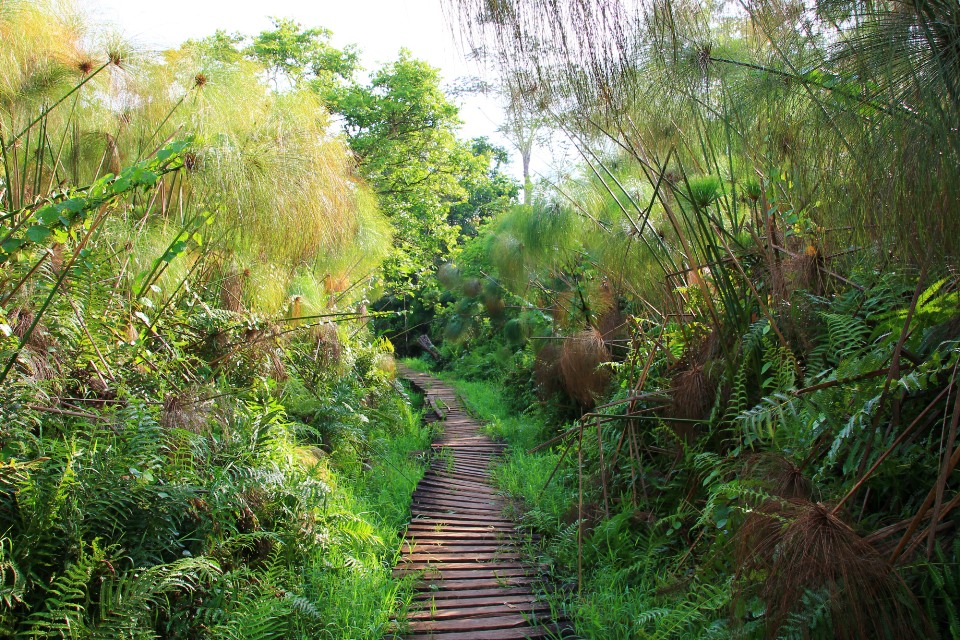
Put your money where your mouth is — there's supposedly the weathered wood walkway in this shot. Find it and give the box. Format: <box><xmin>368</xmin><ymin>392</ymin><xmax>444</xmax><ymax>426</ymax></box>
<box><xmin>395</xmin><ymin>365</ymin><xmax>560</xmax><ymax>639</ymax></box>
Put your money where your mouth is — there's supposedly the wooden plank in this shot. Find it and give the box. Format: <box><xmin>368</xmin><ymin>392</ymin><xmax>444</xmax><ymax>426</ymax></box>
<box><xmin>416</xmin><ymin>478</ymin><xmax>499</xmax><ymax>493</ymax></box>
<box><xmin>401</xmin><ymin>570</ymin><xmax>530</xmax><ymax>581</ymax></box>
<box><xmin>404</xmin><ymin>553</ymin><xmax>522</xmax><ymax>563</ymax></box>
<box><xmin>403</xmin><ymin>544</ymin><xmax>514</xmax><ymax>555</ymax></box>
<box><xmin>404</xmin><ymin>626</ymin><xmax>558</xmax><ymax>640</ymax></box>
<box><xmin>397</xmin><ymin>568</ymin><xmax>531</xmax><ymax>580</ymax></box>
<box><xmin>408</xmin><ymin>603</ymin><xmax>550</xmax><ymax>621</ymax></box>
<box><xmin>412</xmin><ymin>495</ymin><xmax>504</xmax><ymax>509</ymax></box>
<box><xmin>413</xmin><ymin>587</ymin><xmax>534</xmax><ymax>601</ymax></box>
<box><xmin>398</xmin><ymin>561</ymin><xmax>525</xmax><ymax>570</ymax></box>
<box><xmin>413</xmin><ymin>491</ymin><xmax>504</xmax><ymax>506</ymax></box>
<box><xmin>409</xmin><ymin>511</ymin><xmax>516</xmax><ymax>525</ymax></box>
<box><xmin>402</xmin><ymin>532</ymin><xmax>517</xmax><ymax>543</ymax></box>
<box><xmin>417</xmin><ymin>576</ymin><xmax>533</xmax><ymax>590</ymax></box>
<box><xmin>412</xmin><ymin>501</ymin><xmax>505</xmax><ymax>515</ymax></box>
<box><xmin>425</xmin><ymin>472</ymin><xmax>495</xmax><ymax>484</ymax></box>
<box><xmin>416</xmin><ymin>477</ymin><xmax>500</xmax><ymax>494</ymax></box>
<box><xmin>407</xmin><ymin>613</ymin><xmax>549</xmax><ymax>632</ymax></box>
<box><xmin>412</xmin><ymin>593</ymin><xmax>541</xmax><ymax>609</ymax></box>
<box><xmin>405</xmin><ymin>523</ymin><xmax>516</xmax><ymax>534</ymax></box>
<box><xmin>412</xmin><ymin>488</ymin><xmax>504</xmax><ymax>503</ymax></box>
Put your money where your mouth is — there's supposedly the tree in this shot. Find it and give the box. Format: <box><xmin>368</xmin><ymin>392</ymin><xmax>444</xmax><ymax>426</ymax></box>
<box><xmin>454</xmin><ymin>65</ymin><xmax>552</xmax><ymax>206</ymax></box>
<box><xmin>187</xmin><ymin>19</ymin><xmax>359</xmax><ymax>98</ymax></box>
<box><xmin>447</xmin><ymin>137</ymin><xmax>518</xmax><ymax>236</ymax></box>
<box><xmin>331</xmin><ymin>51</ymin><xmax>516</xmax><ymax>284</ymax></box>
<box><xmin>247</xmin><ymin>17</ymin><xmax>360</xmax><ymax>96</ymax></box>
<box><xmin>497</xmin><ymin>76</ymin><xmax>550</xmax><ymax>206</ymax></box>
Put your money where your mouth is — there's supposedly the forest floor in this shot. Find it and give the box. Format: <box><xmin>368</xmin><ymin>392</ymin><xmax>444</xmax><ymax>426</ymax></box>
<box><xmin>394</xmin><ymin>365</ymin><xmax>563</xmax><ymax>639</ymax></box>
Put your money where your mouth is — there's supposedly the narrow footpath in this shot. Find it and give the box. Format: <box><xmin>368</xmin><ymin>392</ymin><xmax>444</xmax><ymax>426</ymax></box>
<box><xmin>395</xmin><ymin>365</ymin><xmax>560</xmax><ymax>639</ymax></box>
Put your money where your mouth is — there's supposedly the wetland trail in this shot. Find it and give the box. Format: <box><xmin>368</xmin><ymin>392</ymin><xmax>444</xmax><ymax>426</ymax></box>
<box><xmin>395</xmin><ymin>366</ymin><xmax>564</xmax><ymax>639</ymax></box>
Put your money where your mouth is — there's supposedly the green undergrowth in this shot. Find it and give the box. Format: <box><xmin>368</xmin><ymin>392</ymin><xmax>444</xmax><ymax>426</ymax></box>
<box><xmin>2</xmin><ymin>330</ymin><xmax>432</xmax><ymax>638</ymax></box>
<box><xmin>422</xmin><ymin>367</ymin><xmax>750</xmax><ymax>639</ymax></box>
<box><xmin>302</xmin><ymin>397</ymin><xmax>431</xmax><ymax>638</ymax></box>
<box><xmin>406</xmin><ymin>296</ymin><xmax>960</xmax><ymax>638</ymax></box>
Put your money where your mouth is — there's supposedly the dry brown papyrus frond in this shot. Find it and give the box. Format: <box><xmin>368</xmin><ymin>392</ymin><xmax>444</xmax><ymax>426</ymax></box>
<box><xmin>734</xmin><ymin>498</ymin><xmax>926</xmax><ymax>639</ymax></box>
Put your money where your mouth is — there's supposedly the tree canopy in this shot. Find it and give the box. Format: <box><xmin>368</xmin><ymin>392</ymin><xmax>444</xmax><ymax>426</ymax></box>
<box><xmin>332</xmin><ymin>52</ymin><xmax>516</xmax><ymax>281</ymax></box>
<box><xmin>192</xmin><ymin>23</ymin><xmax>519</xmax><ymax>288</ymax></box>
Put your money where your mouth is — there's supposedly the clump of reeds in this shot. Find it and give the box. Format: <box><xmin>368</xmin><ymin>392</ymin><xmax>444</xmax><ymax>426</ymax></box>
<box><xmin>462</xmin><ymin>277</ymin><xmax>482</xmax><ymax>298</ymax></box>
<box><xmin>443</xmin><ymin>316</ymin><xmax>472</xmax><ymax>344</ymax></box>
<box><xmin>483</xmin><ymin>295</ymin><xmax>505</xmax><ymax>318</ymax></box>
<box><xmin>785</xmin><ymin>244</ymin><xmax>827</xmax><ymax>294</ymax></box>
<box><xmin>10</xmin><ymin>307</ymin><xmax>60</xmax><ymax>381</ymax></box>
<box><xmin>454</xmin><ymin>297</ymin><xmax>478</xmax><ymax>316</ymax></box>
<box><xmin>481</xmin><ymin>278</ymin><xmax>505</xmax><ymax>319</ymax></box>
<box><xmin>550</xmin><ymin>290</ymin><xmax>575</xmax><ymax>328</ymax></box>
<box><xmin>668</xmin><ymin>364</ymin><xmax>713</xmax><ymax>441</ymax></box>
<box><xmin>504</xmin><ymin>318</ymin><xmax>527</xmax><ymax>346</ymax></box>
<box><xmin>267</xmin><ymin>346</ymin><xmax>288</xmax><ymax>381</ymax></box>
<box><xmin>597</xmin><ymin>305</ymin><xmax>626</xmax><ymax>347</ymax></box>
<box><xmin>219</xmin><ymin>269</ymin><xmax>248</xmax><ymax>312</ymax></box>
<box><xmin>742</xmin><ymin>452</ymin><xmax>811</xmax><ymax>500</ymax></box>
<box><xmin>10</xmin><ymin>308</ymin><xmax>34</xmax><ymax>339</ymax></box>
<box><xmin>287</xmin><ymin>295</ymin><xmax>306</xmax><ymax>327</ymax></box>
<box><xmin>161</xmin><ymin>390</ymin><xmax>212</xmax><ymax>433</ymax></box>
<box><xmin>310</xmin><ymin>322</ymin><xmax>342</xmax><ymax>366</ymax></box>
<box><xmin>242</xmin><ymin>323</ymin><xmax>288</xmax><ymax>381</ymax></box>
<box><xmin>684</xmin><ymin>175</ymin><xmax>722</xmax><ymax>210</ymax></box>
<box><xmin>437</xmin><ymin>262</ymin><xmax>461</xmax><ymax>289</ymax></box>
<box><xmin>559</xmin><ymin>328</ymin><xmax>611</xmax><ymax>408</ymax></box>
<box><xmin>734</xmin><ymin>498</ymin><xmax>926</xmax><ymax>639</ymax></box>
<box><xmin>533</xmin><ymin>342</ymin><xmax>563</xmax><ymax>398</ymax></box>
<box><xmin>323</xmin><ymin>273</ymin><xmax>349</xmax><ymax>294</ymax></box>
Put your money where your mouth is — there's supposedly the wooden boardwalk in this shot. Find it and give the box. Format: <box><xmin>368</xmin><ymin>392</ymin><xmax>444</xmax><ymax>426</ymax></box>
<box><xmin>395</xmin><ymin>365</ymin><xmax>560</xmax><ymax>639</ymax></box>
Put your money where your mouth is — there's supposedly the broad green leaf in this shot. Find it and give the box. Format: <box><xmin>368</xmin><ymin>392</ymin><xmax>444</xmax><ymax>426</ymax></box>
<box><xmin>35</xmin><ymin>206</ymin><xmax>59</xmax><ymax>225</ymax></box>
<box><xmin>25</xmin><ymin>225</ymin><xmax>51</xmax><ymax>243</ymax></box>
<box><xmin>63</xmin><ymin>199</ymin><xmax>85</xmax><ymax>213</ymax></box>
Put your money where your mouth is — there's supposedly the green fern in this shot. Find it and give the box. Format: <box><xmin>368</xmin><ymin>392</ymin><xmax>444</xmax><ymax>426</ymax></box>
<box><xmin>647</xmin><ymin>577</ymin><xmax>732</xmax><ymax>640</ymax></box>
<box><xmin>735</xmin><ymin>393</ymin><xmax>802</xmax><ymax>446</ymax></box>
<box><xmin>0</xmin><ymin>536</ymin><xmax>25</xmax><ymax>609</ymax></box>
<box><xmin>92</xmin><ymin>557</ymin><xmax>220</xmax><ymax>639</ymax></box>
<box><xmin>822</xmin><ymin>312</ymin><xmax>870</xmax><ymax>361</ymax></box>
<box><xmin>826</xmin><ymin>391</ymin><xmax>882</xmax><ymax>473</ymax></box>
<box><xmin>722</xmin><ymin>363</ymin><xmax>749</xmax><ymax>423</ymax></box>
<box><xmin>917</xmin><ymin>539</ymin><xmax>960</xmax><ymax>640</ymax></box>
<box><xmin>636</xmin><ymin>607</ymin><xmax>671</xmax><ymax>627</ymax></box>
<box><xmin>18</xmin><ymin>542</ymin><xmax>105</xmax><ymax>639</ymax></box>
<box><xmin>777</xmin><ymin>588</ymin><xmax>833</xmax><ymax>640</ymax></box>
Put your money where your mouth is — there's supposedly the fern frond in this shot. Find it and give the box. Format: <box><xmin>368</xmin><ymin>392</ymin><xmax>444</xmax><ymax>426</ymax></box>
<box><xmin>735</xmin><ymin>393</ymin><xmax>801</xmax><ymax>446</ymax></box>
<box><xmin>0</xmin><ymin>536</ymin><xmax>26</xmax><ymax>609</ymax></box>
<box><xmin>93</xmin><ymin>557</ymin><xmax>220</xmax><ymax>638</ymax></box>
<box><xmin>18</xmin><ymin>543</ymin><xmax>105</xmax><ymax>639</ymax></box>
<box><xmin>822</xmin><ymin>312</ymin><xmax>870</xmax><ymax>361</ymax></box>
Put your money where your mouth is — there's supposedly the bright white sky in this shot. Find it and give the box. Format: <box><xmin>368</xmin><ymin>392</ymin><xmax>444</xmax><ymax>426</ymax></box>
<box><xmin>85</xmin><ymin>0</ymin><xmax>529</xmax><ymax>172</ymax></box>
<box><xmin>87</xmin><ymin>0</ymin><xmax>469</xmax><ymax>81</ymax></box>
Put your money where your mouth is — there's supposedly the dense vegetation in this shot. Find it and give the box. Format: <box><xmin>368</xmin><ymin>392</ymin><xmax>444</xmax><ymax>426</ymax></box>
<box><xmin>4</xmin><ymin>0</ymin><xmax>960</xmax><ymax>638</ymax></box>
<box><xmin>0</xmin><ymin>2</ymin><xmax>509</xmax><ymax>636</ymax></box>
<box><xmin>393</xmin><ymin>0</ymin><xmax>960</xmax><ymax>638</ymax></box>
